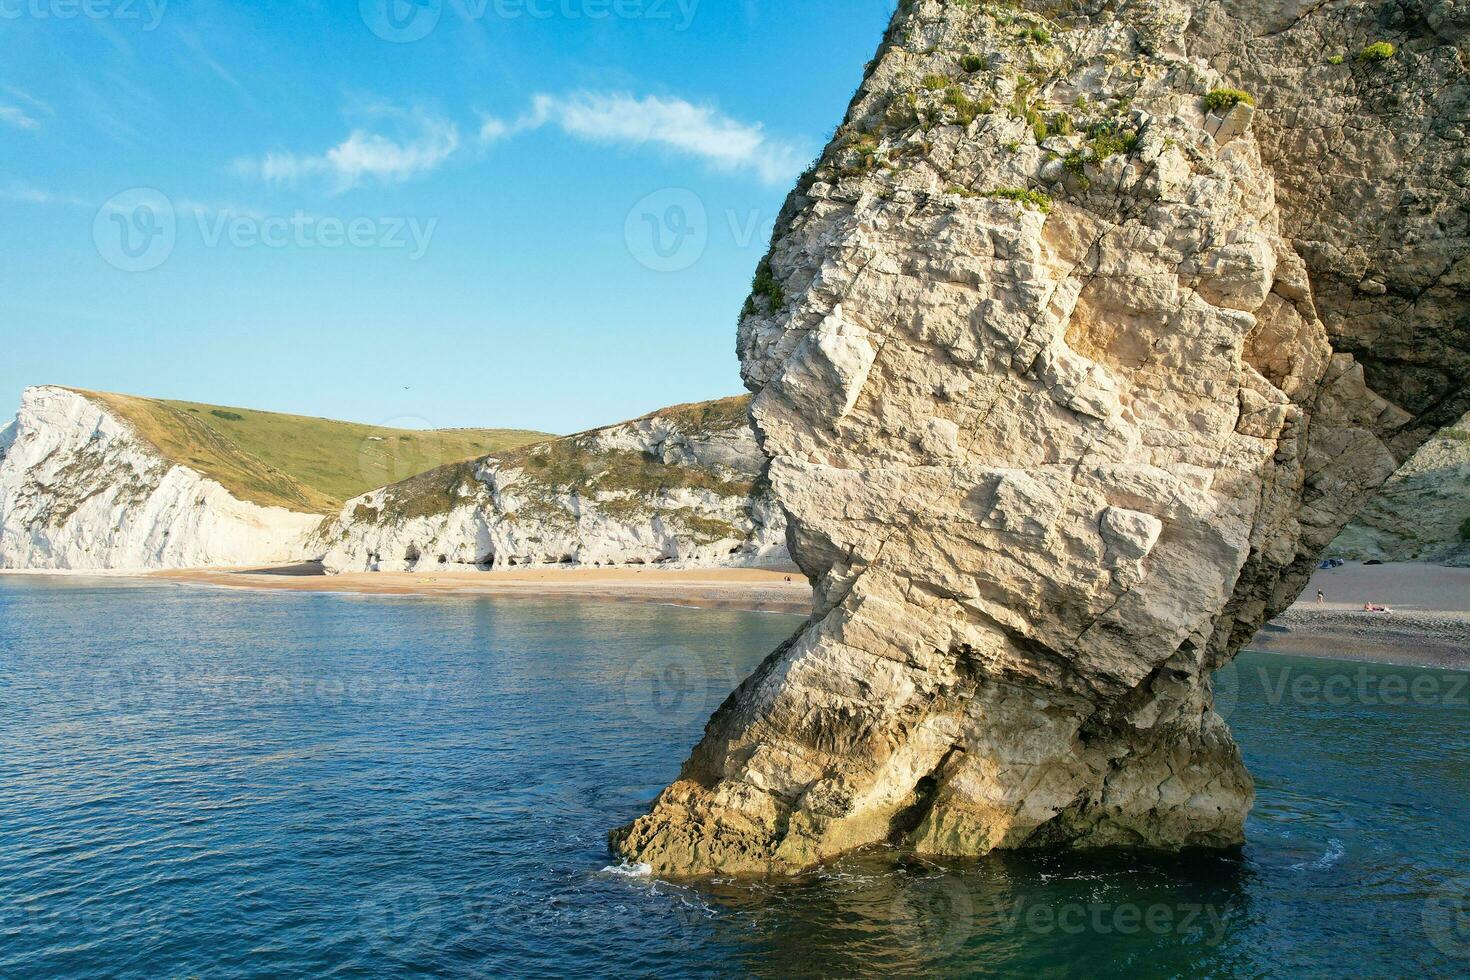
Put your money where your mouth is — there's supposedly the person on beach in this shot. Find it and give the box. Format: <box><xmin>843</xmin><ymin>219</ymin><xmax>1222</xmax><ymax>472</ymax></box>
<box><xmin>1317</xmin><ymin>590</ymin><xmax>1325</xmax><ymax>604</ymax></box>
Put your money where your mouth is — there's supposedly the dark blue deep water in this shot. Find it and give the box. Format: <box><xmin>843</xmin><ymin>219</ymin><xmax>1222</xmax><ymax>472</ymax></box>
<box><xmin>1</xmin><ymin>577</ymin><xmax>1467</xmax><ymax>978</ymax></box>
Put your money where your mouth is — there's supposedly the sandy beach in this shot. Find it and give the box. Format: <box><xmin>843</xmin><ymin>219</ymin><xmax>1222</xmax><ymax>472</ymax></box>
<box><xmin>152</xmin><ymin>563</ymin><xmax>815</xmax><ymax>615</ymax></box>
<box><xmin>145</xmin><ymin>559</ymin><xmax>1470</xmax><ymax>669</ymax></box>
<box><xmin>1252</xmin><ymin>561</ymin><xmax>1470</xmax><ymax>669</ymax></box>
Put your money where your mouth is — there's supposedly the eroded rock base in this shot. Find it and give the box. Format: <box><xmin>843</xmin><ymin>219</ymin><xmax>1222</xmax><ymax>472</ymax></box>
<box><xmin>613</xmin><ymin>585</ymin><xmax>1252</xmax><ymax>877</ymax></box>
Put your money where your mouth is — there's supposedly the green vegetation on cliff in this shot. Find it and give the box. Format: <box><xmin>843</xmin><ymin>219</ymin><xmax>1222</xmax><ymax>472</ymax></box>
<box><xmin>78</xmin><ymin>389</ymin><xmax>549</xmax><ymax>514</ymax></box>
<box><xmin>502</xmin><ymin>395</ymin><xmax>757</xmax><ymax>499</ymax></box>
<box><xmin>1203</xmin><ymin>88</ymin><xmax>1255</xmax><ymax>112</ymax></box>
<box><xmin>341</xmin><ymin>395</ymin><xmax>759</xmax><ymax>529</ymax></box>
<box><xmin>1359</xmin><ymin>41</ymin><xmax>1395</xmax><ymax>62</ymax></box>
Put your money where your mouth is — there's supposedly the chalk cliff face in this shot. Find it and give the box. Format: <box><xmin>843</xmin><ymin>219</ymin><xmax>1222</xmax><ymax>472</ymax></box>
<box><xmin>317</xmin><ymin>397</ymin><xmax>788</xmax><ymax>572</ymax></box>
<box><xmin>613</xmin><ymin>0</ymin><xmax>1468</xmax><ymax>876</ymax></box>
<box><xmin>0</xmin><ymin>387</ymin><xmax>322</xmax><ymax>570</ymax></box>
<box><xmin>0</xmin><ymin>388</ymin><xmax>788</xmax><ymax>574</ymax></box>
<box><xmin>1333</xmin><ymin>409</ymin><xmax>1470</xmax><ymax>564</ymax></box>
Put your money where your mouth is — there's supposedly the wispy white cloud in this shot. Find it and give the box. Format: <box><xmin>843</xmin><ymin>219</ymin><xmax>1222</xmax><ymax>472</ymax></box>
<box><xmin>70</xmin><ymin>75</ymin><xmax>148</xmax><ymax>146</ymax></box>
<box><xmin>0</xmin><ymin>105</ymin><xmax>40</xmax><ymax>130</ymax></box>
<box><xmin>0</xmin><ymin>181</ymin><xmax>88</xmax><ymax>207</ymax></box>
<box><xmin>235</xmin><ymin>108</ymin><xmax>460</xmax><ymax>192</ymax></box>
<box><xmin>174</xmin><ymin>27</ymin><xmax>247</xmax><ymax>95</ymax></box>
<box><xmin>481</xmin><ymin>92</ymin><xmax>806</xmax><ymax>185</ymax></box>
<box><xmin>2</xmin><ymin>85</ymin><xmax>51</xmax><ymax>114</ymax></box>
<box><xmin>234</xmin><ymin>94</ymin><xmax>800</xmax><ymax>192</ymax></box>
<box><xmin>478</xmin><ymin>116</ymin><xmax>510</xmax><ymax>143</ymax></box>
<box><xmin>0</xmin><ymin>85</ymin><xmax>46</xmax><ymax>131</ymax></box>
<box><xmin>0</xmin><ymin>181</ymin><xmax>51</xmax><ymax>203</ymax></box>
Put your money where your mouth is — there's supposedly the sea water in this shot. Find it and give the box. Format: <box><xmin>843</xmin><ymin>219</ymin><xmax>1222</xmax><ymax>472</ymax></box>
<box><xmin>1</xmin><ymin>577</ymin><xmax>1466</xmax><ymax>977</ymax></box>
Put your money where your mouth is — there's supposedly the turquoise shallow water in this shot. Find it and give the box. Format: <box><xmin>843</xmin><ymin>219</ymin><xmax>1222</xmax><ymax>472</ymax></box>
<box><xmin>1</xmin><ymin>577</ymin><xmax>1467</xmax><ymax>978</ymax></box>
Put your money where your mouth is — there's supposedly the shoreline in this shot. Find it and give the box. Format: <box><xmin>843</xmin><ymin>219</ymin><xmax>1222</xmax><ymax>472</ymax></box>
<box><xmin>152</xmin><ymin>560</ymin><xmax>1470</xmax><ymax>670</ymax></box>
<box><xmin>6</xmin><ymin>560</ymin><xmax>1465</xmax><ymax>670</ymax></box>
<box><xmin>1247</xmin><ymin>562</ymin><xmax>1470</xmax><ymax>671</ymax></box>
<box><xmin>147</xmin><ymin>563</ymin><xmax>815</xmax><ymax>616</ymax></box>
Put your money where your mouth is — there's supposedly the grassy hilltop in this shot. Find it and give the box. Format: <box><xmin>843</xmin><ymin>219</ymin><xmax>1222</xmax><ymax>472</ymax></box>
<box><xmin>350</xmin><ymin>395</ymin><xmax>759</xmax><ymax>527</ymax></box>
<box><xmin>76</xmin><ymin>389</ymin><xmax>550</xmax><ymax>515</ymax></box>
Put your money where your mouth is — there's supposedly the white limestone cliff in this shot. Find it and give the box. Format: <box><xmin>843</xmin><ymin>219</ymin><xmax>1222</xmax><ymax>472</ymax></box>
<box><xmin>317</xmin><ymin>398</ymin><xmax>790</xmax><ymax>572</ymax></box>
<box><xmin>0</xmin><ymin>386</ymin><xmax>322</xmax><ymax>571</ymax></box>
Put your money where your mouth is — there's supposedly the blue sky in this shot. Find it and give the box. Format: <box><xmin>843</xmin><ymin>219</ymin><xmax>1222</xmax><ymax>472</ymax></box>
<box><xmin>0</xmin><ymin>0</ymin><xmax>893</xmax><ymax>433</ymax></box>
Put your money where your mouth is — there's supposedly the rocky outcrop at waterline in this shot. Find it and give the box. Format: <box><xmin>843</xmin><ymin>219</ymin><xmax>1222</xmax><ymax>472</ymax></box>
<box><xmin>316</xmin><ymin>397</ymin><xmax>789</xmax><ymax>572</ymax></box>
<box><xmin>612</xmin><ymin>0</ymin><xmax>1469</xmax><ymax>876</ymax></box>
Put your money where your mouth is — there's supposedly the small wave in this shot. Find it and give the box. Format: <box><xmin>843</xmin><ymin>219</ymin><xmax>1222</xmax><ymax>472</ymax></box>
<box><xmin>600</xmin><ymin>860</ymin><xmax>652</xmax><ymax>878</ymax></box>
<box><xmin>1290</xmin><ymin>838</ymin><xmax>1346</xmax><ymax>871</ymax></box>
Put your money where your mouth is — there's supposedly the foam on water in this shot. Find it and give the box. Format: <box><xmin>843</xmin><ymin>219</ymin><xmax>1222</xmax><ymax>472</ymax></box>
<box><xmin>601</xmin><ymin>861</ymin><xmax>653</xmax><ymax>878</ymax></box>
<box><xmin>1290</xmin><ymin>837</ymin><xmax>1348</xmax><ymax>871</ymax></box>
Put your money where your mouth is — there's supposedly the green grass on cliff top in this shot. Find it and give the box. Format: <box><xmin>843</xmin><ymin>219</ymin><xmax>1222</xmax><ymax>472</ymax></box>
<box><xmin>359</xmin><ymin>394</ymin><xmax>757</xmax><ymax>525</ymax></box>
<box><xmin>74</xmin><ymin>389</ymin><xmax>550</xmax><ymax>515</ymax></box>
<box><xmin>480</xmin><ymin>394</ymin><xmax>759</xmax><ymax>499</ymax></box>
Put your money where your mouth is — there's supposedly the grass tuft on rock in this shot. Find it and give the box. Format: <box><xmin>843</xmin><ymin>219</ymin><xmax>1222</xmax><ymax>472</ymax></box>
<box><xmin>985</xmin><ymin>187</ymin><xmax>1052</xmax><ymax>213</ymax></box>
<box><xmin>744</xmin><ymin>258</ymin><xmax>785</xmax><ymax>316</ymax></box>
<box><xmin>1203</xmin><ymin>88</ymin><xmax>1255</xmax><ymax>113</ymax></box>
<box><xmin>943</xmin><ymin>86</ymin><xmax>991</xmax><ymax>126</ymax></box>
<box><xmin>1359</xmin><ymin>41</ymin><xmax>1395</xmax><ymax>62</ymax></box>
